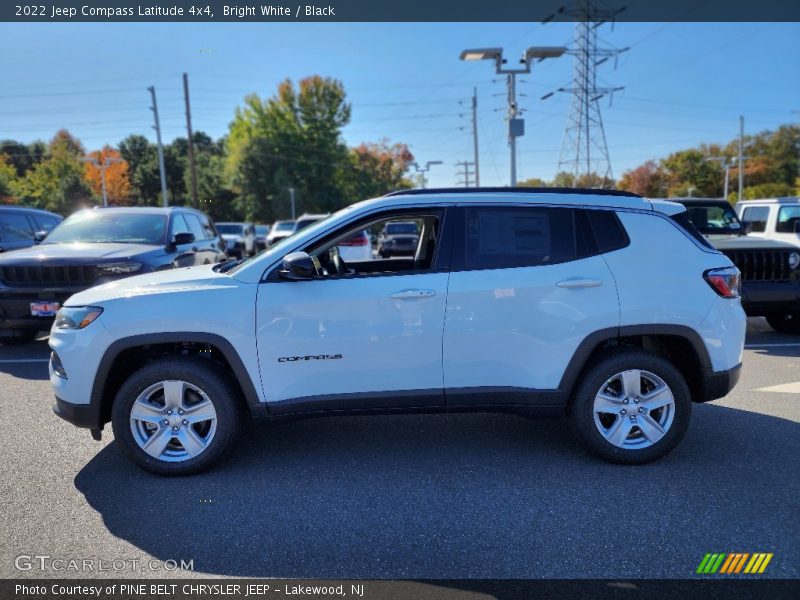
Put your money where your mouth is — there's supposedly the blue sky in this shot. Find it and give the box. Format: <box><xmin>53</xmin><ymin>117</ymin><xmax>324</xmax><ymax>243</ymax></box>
<box><xmin>0</xmin><ymin>22</ymin><xmax>797</xmax><ymax>188</ymax></box>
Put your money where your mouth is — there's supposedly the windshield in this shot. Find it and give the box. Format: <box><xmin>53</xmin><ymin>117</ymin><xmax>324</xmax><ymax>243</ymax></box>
<box><xmin>217</xmin><ymin>224</ymin><xmax>244</xmax><ymax>235</ymax></box>
<box><xmin>386</xmin><ymin>222</ymin><xmax>418</xmax><ymax>235</ymax></box>
<box><xmin>44</xmin><ymin>211</ymin><xmax>167</xmax><ymax>245</ymax></box>
<box><xmin>683</xmin><ymin>203</ymin><xmax>743</xmax><ymax>235</ymax></box>
<box><xmin>255</xmin><ymin>225</ymin><xmax>269</xmax><ymax>235</ymax></box>
<box><xmin>275</xmin><ymin>221</ymin><xmax>295</xmax><ymax>232</ymax></box>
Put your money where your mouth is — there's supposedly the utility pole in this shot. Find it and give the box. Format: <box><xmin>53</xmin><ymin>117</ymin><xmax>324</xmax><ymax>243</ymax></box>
<box><xmin>410</xmin><ymin>161</ymin><xmax>443</xmax><ymax>189</ymax></box>
<box><xmin>472</xmin><ymin>87</ymin><xmax>480</xmax><ymax>186</ymax></box>
<box><xmin>148</xmin><ymin>86</ymin><xmax>169</xmax><ymax>207</ymax></box>
<box><xmin>183</xmin><ymin>73</ymin><xmax>198</xmax><ymax>208</ymax></box>
<box><xmin>83</xmin><ymin>155</ymin><xmax>122</xmax><ymax>207</ymax></box>
<box><xmin>461</xmin><ymin>46</ymin><xmax>565</xmax><ymax>187</ymax></box>
<box><xmin>287</xmin><ymin>187</ymin><xmax>296</xmax><ymax>220</ymax></box>
<box><xmin>738</xmin><ymin>116</ymin><xmax>745</xmax><ymax>202</ymax></box>
<box><xmin>456</xmin><ymin>161</ymin><xmax>475</xmax><ymax>187</ymax></box>
<box><xmin>705</xmin><ymin>156</ymin><xmax>732</xmax><ymax>199</ymax></box>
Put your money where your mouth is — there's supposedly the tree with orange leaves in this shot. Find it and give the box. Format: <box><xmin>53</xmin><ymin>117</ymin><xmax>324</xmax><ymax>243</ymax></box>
<box><xmin>84</xmin><ymin>146</ymin><xmax>132</xmax><ymax>205</ymax></box>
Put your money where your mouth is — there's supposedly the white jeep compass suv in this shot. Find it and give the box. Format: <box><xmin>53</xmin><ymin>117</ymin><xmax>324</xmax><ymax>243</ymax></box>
<box><xmin>49</xmin><ymin>188</ymin><xmax>746</xmax><ymax>475</ymax></box>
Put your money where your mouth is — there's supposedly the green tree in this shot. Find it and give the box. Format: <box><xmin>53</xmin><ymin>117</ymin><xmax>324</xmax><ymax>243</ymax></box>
<box><xmin>14</xmin><ymin>130</ymin><xmax>91</xmax><ymax>213</ymax></box>
<box><xmin>661</xmin><ymin>149</ymin><xmax>722</xmax><ymax>197</ymax></box>
<box><xmin>517</xmin><ymin>177</ymin><xmax>550</xmax><ymax>187</ymax></box>
<box><xmin>0</xmin><ymin>155</ymin><xmax>19</xmax><ymax>200</ymax></box>
<box><xmin>119</xmin><ymin>134</ymin><xmax>161</xmax><ymax>205</ymax></box>
<box><xmin>227</xmin><ymin>76</ymin><xmax>352</xmax><ymax>221</ymax></box>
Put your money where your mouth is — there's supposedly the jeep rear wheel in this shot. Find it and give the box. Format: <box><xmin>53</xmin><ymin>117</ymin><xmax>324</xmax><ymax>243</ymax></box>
<box><xmin>111</xmin><ymin>357</ymin><xmax>244</xmax><ymax>476</ymax></box>
<box><xmin>570</xmin><ymin>350</ymin><xmax>691</xmax><ymax>464</ymax></box>
<box><xmin>765</xmin><ymin>312</ymin><xmax>800</xmax><ymax>335</ymax></box>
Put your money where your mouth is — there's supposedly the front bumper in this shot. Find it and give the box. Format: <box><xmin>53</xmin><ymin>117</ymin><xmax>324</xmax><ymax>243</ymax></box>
<box><xmin>53</xmin><ymin>395</ymin><xmax>101</xmax><ymax>429</ymax></box>
<box><xmin>0</xmin><ymin>289</ymin><xmax>80</xmax><ymax>330</ymax></box>
<box><xmin>698</xmin><ymin>363</ymin><xmax>742</xmax><ymax>403</ymax></box>
<box><xmin>741</xmin><ymin>281</ymin><xmax>800</xmax><ymax>315</ymax></box>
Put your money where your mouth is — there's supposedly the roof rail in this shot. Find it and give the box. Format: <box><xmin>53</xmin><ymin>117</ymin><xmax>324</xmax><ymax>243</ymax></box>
<box><xmin>384</xmin><ymin>187</ymin><xmax>641</xmax><ymax>199</ymax></box>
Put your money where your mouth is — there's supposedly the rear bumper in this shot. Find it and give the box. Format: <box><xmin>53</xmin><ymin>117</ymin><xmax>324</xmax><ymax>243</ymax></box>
<box><xmin>741</xmin><ymin>281</ymin><xmax>800</xmax><ymax>315</ymax></box>
<box><xmin>53</xmin><ymin>395</ymin><xmax>101</xmax><ymax>429</ymax></box>
<box><xmin>697</xmin><ymin>363</ymin><xmax>742</xmax><ymax>403</ymax></box>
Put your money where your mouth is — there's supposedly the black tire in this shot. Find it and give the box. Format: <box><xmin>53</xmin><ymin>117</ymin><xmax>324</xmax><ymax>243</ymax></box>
<box><xmin>569</xmin><ymin>350</ymin><xmax>691</xmax><ymax>464</ymax></box>
<box><xmin>765</xmin><ymin>312</ymin><xmax>800</xmax><ymax>335</ymax></box>
<box><xmin>111</xmin><ymin>357</ymin><xmax>245</xmax><ymax>476</ymax></box>
<box><xmin>0</xmin><ymin>329</ymin><xmax>40</xmax><ymax>345</ymax></box>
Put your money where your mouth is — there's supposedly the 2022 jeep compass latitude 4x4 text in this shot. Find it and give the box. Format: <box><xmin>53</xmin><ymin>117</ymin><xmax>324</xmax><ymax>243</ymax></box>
<box><xmin>49</xmin><ymin>188</ymin><xmax>746</xmax><ymax>475</ymax></box>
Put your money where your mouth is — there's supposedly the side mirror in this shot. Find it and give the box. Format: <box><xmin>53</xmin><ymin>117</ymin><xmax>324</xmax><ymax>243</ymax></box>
<box><xmin>172</xmin><ymin>232</ymin><xmax>195</xmax><ymax>246</ymax></box>
<box><xmin>280</xmin><ymin>252</ymin><xmax>315</xmax><ymax>281</ymax></box>
<box><xmin>33</xmin><ymin>230</ymin><xmax>48</xmax><ymax>243</ymax></box>
<box><xmin>742</xmin><ymin>221</ymin><xmax>753</xmax><ymax>235</ymax></box>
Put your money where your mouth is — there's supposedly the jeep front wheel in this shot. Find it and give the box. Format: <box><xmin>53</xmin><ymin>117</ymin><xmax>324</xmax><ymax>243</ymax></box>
<box><xmin>570</xmin><ymin>350</ymin><xmax>691</xmax><ymax>464</ymax></box>
<box><xmin>111</xmin><ymin>358</ymin><xmax>244</xmax><ymax>476</ymax></box>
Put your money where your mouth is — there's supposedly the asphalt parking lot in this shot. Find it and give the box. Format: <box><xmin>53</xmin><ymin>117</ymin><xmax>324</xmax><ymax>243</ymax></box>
<box><xmin>1</xmin><ymin>318</ymin><xmax>798</xmax><ymax>580</ymax></box>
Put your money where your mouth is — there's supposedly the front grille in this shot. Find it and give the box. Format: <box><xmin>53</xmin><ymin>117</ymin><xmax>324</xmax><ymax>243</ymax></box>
<box><xmin>0</xmin><ymin>265</ymin><xmax>97</xmax><ymax>287</ymax></box>
<box><xmin>721</xmin><ymin>249</ymin><xmax>793</xmax><ymax>282</ymax></box>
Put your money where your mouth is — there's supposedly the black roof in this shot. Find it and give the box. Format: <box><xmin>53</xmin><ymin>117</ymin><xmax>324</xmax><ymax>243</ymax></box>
<box><xmin>384</xmin><ymin>187</ymin><xmax>641</xmax><ymax>198</ymax></box>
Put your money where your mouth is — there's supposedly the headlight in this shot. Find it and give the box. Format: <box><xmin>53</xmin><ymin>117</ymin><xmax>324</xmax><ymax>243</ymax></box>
<box><xmin>97</xmin><ymin>262</ymin><xmax>142</xmax><ymax>275</ymax></box>
<box><xmin>54</xmin><ymin>306</ymin><xmax>103</xmax><ymax>330</ymax></box>
<box><xmin>789</xmin><ymin>252</ymin><xmax>800</xmax><ymax>270</ymax></box>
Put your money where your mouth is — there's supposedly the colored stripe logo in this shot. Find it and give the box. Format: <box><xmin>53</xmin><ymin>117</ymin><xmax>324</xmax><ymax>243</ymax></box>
<box><xmin>696</xmin><ymin>552</ymin><xmax>773</xmax><ymax>574</ymax></box>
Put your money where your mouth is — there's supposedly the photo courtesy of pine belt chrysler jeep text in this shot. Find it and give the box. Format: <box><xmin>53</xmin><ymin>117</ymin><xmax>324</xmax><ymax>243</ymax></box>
<box><xmin>48</xmin><ymin>188</ymin><xmax>746</xmax><ymax>475</ymax></box>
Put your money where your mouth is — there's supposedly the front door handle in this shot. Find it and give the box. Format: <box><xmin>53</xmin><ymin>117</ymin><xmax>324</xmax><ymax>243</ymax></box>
<box><xmin>390</xmin><ymin>289</ymin><xmax>436</xmax><ymax>300</ymax></box>
<box><xmin>556</xmin><ymin>278</ymin><xmax>603</xmax><ymax>289</ymax></box>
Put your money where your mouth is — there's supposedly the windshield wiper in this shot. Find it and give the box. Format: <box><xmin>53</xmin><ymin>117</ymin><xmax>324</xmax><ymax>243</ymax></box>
<box><xmin>213</xmin><ymin>258</ymin><xmax>247</xmax><ymax>273</ymax></box>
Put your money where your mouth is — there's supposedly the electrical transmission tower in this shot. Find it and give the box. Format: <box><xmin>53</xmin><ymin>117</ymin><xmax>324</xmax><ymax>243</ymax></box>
<box><xmin>553</xmin><ymin>1</ymin><xmax>628</xmax><ymax>188</ymax></box>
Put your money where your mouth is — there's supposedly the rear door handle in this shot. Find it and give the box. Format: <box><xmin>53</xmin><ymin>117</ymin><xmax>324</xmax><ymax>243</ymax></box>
<box><xmin>390</xmin><ymin>289</ymin><xmax>436</xmax><ymax>300</ymax></box>
<box><xmin>556</xmin><ymin>278</ymin><xmax>603</xmax><ymax>289</ymax></box>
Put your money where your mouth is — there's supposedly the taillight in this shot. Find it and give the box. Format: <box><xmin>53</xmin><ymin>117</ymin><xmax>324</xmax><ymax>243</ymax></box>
<box><xmin>704</xmin><ymin>266</ymin><xmax>741</xmax><ymax>298</ymax></box>
<box><xmin>339</xmin><ymin>233</ymin><xmax>369</xmax><ymax>247</ymax></box>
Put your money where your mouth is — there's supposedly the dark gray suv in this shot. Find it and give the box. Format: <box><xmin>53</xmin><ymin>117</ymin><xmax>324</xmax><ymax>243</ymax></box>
<box><xmin>0</xmin><ymin>206</ymin><xmax>226</xmax><ymax>343</ymax></box>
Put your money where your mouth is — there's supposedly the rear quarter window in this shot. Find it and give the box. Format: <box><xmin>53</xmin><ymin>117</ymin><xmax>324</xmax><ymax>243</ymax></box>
<box><xmin>670</xmin><ymin>211</ymin><xmax>715</xmax><ymax>250</ymax></box>
<box><xmin>586</xmin><ymin>209</ymin><xmax>630</xmax><ymax>253</ymax></box>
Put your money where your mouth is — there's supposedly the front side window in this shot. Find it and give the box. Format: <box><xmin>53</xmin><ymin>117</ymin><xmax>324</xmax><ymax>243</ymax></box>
<box><xmin>464</xmin><ymin>206</ymin><xmax>576</xmax><ymax>270</ymax></box>
<box><xmin>32</xmin><ymin>214</ymin><xmax>61</xmax><ymax>233</ymax></box>
<box><xmin>184</xmin><ymin>213</ymin><xmax>207</xmax><ymax>240</ymax></box>
<box><xmin>170</xmin><ymin>214</ymin><xmax>190</xmax><ymax>237</ymax></box>
<box><xmin>776</xmin><ymin>206</ymin><xmax>800</xmax><ymax>233</ymax></box>
<box><xmin>742</xmin><ymin>206</ymin><xmax>770</xmax><ymax>232</ymax></box>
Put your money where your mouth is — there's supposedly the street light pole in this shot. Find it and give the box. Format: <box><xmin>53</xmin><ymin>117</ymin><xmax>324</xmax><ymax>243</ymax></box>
<box><xmin>288</xmin><ymin>187</ymin><xmax>296</xmax><ymax>220</ymax></box>
<box><xmin>738</xmin><ymin>115</ymin><xmax>745</xmax><ymax>202</ymax></box>
<box><xmin>461</xmin><ymin>46</ymin><xmax>566</xmax><ymax>187</ymax></box>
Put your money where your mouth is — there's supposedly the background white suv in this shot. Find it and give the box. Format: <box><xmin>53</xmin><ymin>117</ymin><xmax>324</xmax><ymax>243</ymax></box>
<box><xmin>49</xmin><ymin>188</ymin><xmax>746</xmax><ymax>475</ymax></box>
<box><xmin>737</xmin><ymin>197</ymin><xmax>800</xmax><ymax>248</ymax></box>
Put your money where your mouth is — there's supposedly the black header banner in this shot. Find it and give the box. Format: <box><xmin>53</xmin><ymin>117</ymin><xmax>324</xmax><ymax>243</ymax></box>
<box><xmin>2</xmin><ymin>0</ymin><xmax>799</xmax><ymax>23</ymax></box>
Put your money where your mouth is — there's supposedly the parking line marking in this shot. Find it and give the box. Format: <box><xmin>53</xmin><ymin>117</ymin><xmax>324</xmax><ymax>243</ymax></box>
<box><xmin>754</xmin><ymin>382</ymin><xmax>800</xmax><ymax>394</ymax></box>
<box><xmin>0</xmin><ymin>359</ymin><xmax>49</xmax><ymax>364</ymax></box>
<box><xmin>745</xmin><ymin>343</ymin><xmax>800</xmax><ymax>348</ymax></box>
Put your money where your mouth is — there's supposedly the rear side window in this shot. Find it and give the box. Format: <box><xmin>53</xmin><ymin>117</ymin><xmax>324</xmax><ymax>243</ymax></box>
<box><xmin>0</xmin><ymin>213</ymin><xmax>34</xmax><ymax>242</ymax></box>
<box><xmin>670</xmin><ymin>211</ymin><xmax>715</xmax><ymax>250</ymax></box>
<box><xmin>586</xmin><ymin>209</ymin><xmax>630</xmax><ymax>253</ymax></box>
<box><xmin>464</xmin><ymin>206</ymin><xmax>576</xmax><ymax>270</ymax></box>
<box><xmin>742</xmin><ymin>206</ymin><xmax>770</xmax><ymax>233</ymax></box>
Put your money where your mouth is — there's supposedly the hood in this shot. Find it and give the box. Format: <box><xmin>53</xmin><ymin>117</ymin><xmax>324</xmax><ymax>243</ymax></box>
<box><xmin>221</xmin><ymin>233</ymin><xmax>243</xmax><ymax>241</ymax></box>
<box><xmin>0</xmin><ymin>242</ymin><xmax>161</xmax><ymax>264</ymax></box>
<box><xmin>385</xmin><ymin>234</ymin><xmax>419</xmax><ymax>241</ymax></box>
<box><xmin>65</xmin><ymin>263</ymin><xmax>239</xmax><ymax>306</ymax></box>
<box><xmin>706</xmin><ymin>235</ymin><xmax>798</xmax><ymax>251</ymax></box>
